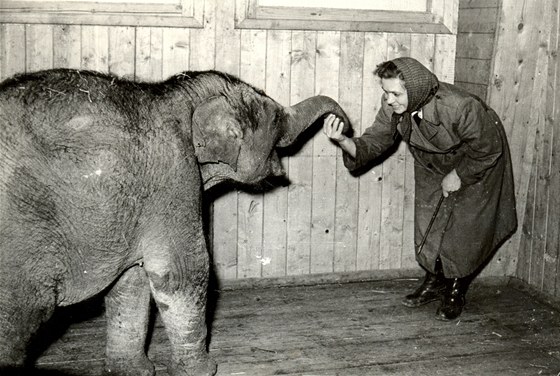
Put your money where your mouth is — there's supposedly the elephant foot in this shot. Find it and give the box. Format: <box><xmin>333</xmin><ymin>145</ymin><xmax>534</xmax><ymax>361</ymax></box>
<box><xmin>168</xmin><ymin>355</ymin><xmax>217</xmax><ymax>376</ymax></box>
<box><xmin>104</xmin><ymin>354</ymin><xmax>155</xmax><ymax>376</ymax></box>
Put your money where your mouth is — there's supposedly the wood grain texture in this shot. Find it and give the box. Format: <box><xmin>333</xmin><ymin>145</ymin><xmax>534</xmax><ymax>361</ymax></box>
<box><xmin>31</xmin><ymin>278</ymin><xmax>560</xmax><ymax>375</ymax></box>
<box><xmin>0</xmin><ymin>24</ymin><xmax>25</xmax><ymax>80</ymax></box>
<box><xmin>81</xmin><ymin>25</ymin><xmax>109</xmax><ymax>72</ymax></box>
<box><xmin>453</xmin><ymin>0</ymin><xmax>499</xmax><ymax>102</ymax></box>
<box><xmin>487</xmin><ymin>0</ymin><xmax>560</xmax><ymax>297</ymax></box>
<box><xmin>53</xmin><ymin>25</ymin><xmax>81</xmax><ymax>69</ymax></box>
<box><xmin>26</xmin><ymin>24</ymin><xmax>54</xmax><ymax>72</ymax></box>
<box><xmin>549</xmin><ymin>3</ymin><xmax>560</xmax><ymax>298</ymax></box>
<box><xmin>108</xmin><ymin>26</ymin><xmax>136</xmax><ymax>78</ymax></box>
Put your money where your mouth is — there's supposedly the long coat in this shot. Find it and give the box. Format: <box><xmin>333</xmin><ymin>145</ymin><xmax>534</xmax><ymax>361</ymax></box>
<box><xmin>343</xmin><ymin>82</ymin><xmax>517</xmax><ymax>278</ymax></box>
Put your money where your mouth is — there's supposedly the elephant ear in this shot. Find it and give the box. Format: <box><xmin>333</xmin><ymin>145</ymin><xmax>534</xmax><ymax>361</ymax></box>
<box><xmin>192</xmin><ymin>96</ymin><xmax>244</xmax><ymax>171</ymax></box>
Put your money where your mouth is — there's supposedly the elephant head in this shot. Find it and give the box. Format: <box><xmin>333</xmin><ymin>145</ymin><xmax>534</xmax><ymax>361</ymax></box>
<box><xmin>188</xmin><ymin>72</ymin><xmax>351</xmax><ymax>190</ymax></box>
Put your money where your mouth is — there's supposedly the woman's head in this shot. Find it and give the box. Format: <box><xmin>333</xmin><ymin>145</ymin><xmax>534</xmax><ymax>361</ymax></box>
<box><xmin>375</xmin><ymin>61</ymin><xmax>408</xmax><ymax>114</ymax></box>
<box><xmin>374</xmin><ymin>61</ymin><xmax>406</xmax><ymax>84</ymax></box>
<box><xmin>375</xmin><ymin>57</ymin><xmax>439</xmax><ymax>114</ymax></box>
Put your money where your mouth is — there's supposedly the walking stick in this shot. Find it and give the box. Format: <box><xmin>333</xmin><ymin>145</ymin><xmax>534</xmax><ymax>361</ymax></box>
<box><xmin>417</xmin><ymin>194</ymin><xmax>445</xmax><ymax>256</ymax></box>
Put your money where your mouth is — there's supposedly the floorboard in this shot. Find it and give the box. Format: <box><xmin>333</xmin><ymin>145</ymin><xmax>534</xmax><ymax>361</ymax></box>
<box><xmin>24</xmin><ymin>278</ymin><xmax>560</xmax><ymax>375</ymax></box>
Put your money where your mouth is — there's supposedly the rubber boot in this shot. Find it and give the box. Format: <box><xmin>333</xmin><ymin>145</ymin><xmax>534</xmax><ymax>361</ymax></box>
<box><xmin>435</xmin><ymin>277</ymin><xmax>471</xmax><ymax>321</ymax></box>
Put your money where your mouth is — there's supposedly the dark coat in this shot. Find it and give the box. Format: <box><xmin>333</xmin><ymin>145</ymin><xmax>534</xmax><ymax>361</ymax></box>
<box><xmin>343</xmin><ymin>82</ymin><xmax>517</xmax><ymax>277</ymax></box>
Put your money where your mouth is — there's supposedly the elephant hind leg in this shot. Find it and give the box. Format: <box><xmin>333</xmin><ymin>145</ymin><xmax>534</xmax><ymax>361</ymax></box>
<box><xmin>143</xmin><ymin>243</ymin><xmax>217</xmax><ymax>376</ymax></box>
<box><xmin>104</xmin><ymin>265</ymin><xmax>155</xmax><ymax>376</ymax></box>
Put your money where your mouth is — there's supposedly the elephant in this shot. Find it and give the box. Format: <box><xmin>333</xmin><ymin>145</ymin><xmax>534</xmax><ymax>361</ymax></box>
<box><xmin>0</xmin><ymin>68</ymin><xmax>351</xmax><ymax>376</ymax></box>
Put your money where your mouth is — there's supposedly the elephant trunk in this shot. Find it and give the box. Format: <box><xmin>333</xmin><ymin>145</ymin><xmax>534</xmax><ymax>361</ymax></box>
<box><xmin>277</xmin><ymin>95</ymin><xmax>352</xmax><ymax>148</ymax></box>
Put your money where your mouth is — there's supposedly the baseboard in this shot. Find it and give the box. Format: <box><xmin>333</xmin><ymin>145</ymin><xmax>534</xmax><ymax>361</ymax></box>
<box><xmin>216</xmin><ymin>268</ymin><xmax>426</xmax><ymax>291</ymax></box>
<box><xmin>216</xmin><ymin>270</ymin><xmax>560</xmax><ymax>312</ymax></box>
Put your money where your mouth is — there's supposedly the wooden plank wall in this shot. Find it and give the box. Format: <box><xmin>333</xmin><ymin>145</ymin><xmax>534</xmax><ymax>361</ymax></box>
<box><xmin>486</xmin><ymin>0</ymin><xmax>560</xmax><ymax>297</ymax></box>
<box><xmin>0</xmin><ymin>0</ymin><xmax>459</xmax><ymax>282</ymax></box>
<box><xmin>454</xmin><ymin>0</ymin><xmax>500</xmax><ymax>101</ymax></box>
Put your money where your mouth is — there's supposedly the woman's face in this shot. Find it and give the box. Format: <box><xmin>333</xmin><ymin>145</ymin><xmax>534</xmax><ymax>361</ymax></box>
<box><xmin>381</xmin><ymin>77</ymin><xmax>408</xmax><ymax>114</ymax></box>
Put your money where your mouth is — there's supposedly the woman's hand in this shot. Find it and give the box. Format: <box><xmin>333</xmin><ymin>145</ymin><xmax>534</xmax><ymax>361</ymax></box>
<box><xmin>323</xmin><ymin>114</ymin><xmax>347</xmax><ymax>143</ymax></box>
<box><xmin>322</xmin><ymin>113</ymin><xmax>357</xmax><ymax>158</ymax></box>
<box><xmin>441</xmin><ymin>169</ymin><xmax>462</xmax><ymax>197</ymax></box>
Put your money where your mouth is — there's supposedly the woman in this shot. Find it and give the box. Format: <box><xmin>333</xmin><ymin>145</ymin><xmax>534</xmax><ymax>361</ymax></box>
<box><xmin>323</xmin><ymin>57</ymin><xmax>517</xmax><ymax>320</ymax></box>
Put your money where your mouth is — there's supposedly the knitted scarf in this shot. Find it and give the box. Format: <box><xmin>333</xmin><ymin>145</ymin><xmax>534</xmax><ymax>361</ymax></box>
<box><xmin>390</xmin><ymin>57</ymin><xmax>440</xmax><ymax>142</ymax></box>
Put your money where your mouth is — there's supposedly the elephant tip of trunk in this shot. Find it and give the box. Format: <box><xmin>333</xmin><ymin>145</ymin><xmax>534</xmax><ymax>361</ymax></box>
<box><xmin>278</xmin><ymin>94</ymin><xmax>352</xmax><ymax>148</ymax></box>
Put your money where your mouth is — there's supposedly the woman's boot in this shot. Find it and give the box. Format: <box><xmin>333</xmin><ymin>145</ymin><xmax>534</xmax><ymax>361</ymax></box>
<box><xmin>435</xmin><ymin>277</ymin><xmax>471</xmax><ymax>321</ymax></box>
<box><xmin>402</xmin><ymin>270</ymin><xmax>447</xmax><ymax>308</ymax></box>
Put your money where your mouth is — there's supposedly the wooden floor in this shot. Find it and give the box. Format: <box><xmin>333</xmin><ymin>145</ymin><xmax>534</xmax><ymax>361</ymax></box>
<box><xmin>26</xmin><ymin>278</ymin><xmax>560</xmax><ymax>375</ymax></box>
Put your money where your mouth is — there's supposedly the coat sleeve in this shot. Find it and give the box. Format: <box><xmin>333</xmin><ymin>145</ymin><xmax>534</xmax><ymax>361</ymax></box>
<box><xmin>454</xmin><ymin>97</ymin><xmax>503</xmax><ymax>185</ymax></box>
<box><xmin>343</xmin><ymin>98</ymin><xmax>397</xmax><ymax>172</ymax></box>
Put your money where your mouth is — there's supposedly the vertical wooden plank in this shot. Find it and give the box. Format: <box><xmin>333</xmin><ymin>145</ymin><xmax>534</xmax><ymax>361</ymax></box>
<box><xmin>213</xmin><ymin>0</ymin><xmax>239</xmax><ymax>281</ymax></box>
<box><xmin>516</xmin><ymin>161</ymin><xmax>537</xmax><ymax>284</ymax></box>
<box><xmin>81</xmin><ymin>26</ymin><xmax>109</xmax><ymax>72</ymax></box>
<box><xmin>215</xmin><ymin>0</ymin><xmax>240</xmax><ymax>75</ymax></box>
<box><xmin>356</xmin><ymin>32</ymin><xmax>387</xmax><ymax>271</ymax></box>
<box><xmin>53</xmin><ymin>25</ymin><xmax>81</xmax><ymax>69</ymax></box>
<box><xmin>162</xmin><ymin>28</ymin><xmax>190</xmax><ymax>79</ymax></box>
<box><xmin>135</xmin><ymin>27</ymin><xmax>163</xmax><ymax>81</ymax></box>
<box><xmin>190</xmin><ymin>0</ymin><xmax>216</xmax><ymax>71</ymax></box>
<box><xmin>485</xmin><ymin>1</ymin><xmax>537</xmax><ymax>277</ymax></box>
<box><xmin>237</xmin><ymin>29</ymin><xmax>267</xmax><ymax>279</ymax></box>
<box><xmin>311</xmin><ymin>30</ymin><xmax>340</xmax><ymax>274</ymax></box>
<box><xmin>286</xmin><ymin>30</ymin><xmax>316</xmax><ymax>276</ymax></box>
<box><xmin>0</xmin><ymin>24</ymin><xmax>26</xmax><ymax>79</ymax></box>
<box><xmin>26</xmin><ymin>24</ymin><xmax>53</xmax><ymax>72</ymax></box>
<box><xmin>334</xmin><ymin>31</ymin><xmax>363</xmax><ymax>273</ymax></box>
<box><xmin>0</xmin><ymin>25</ymin><xmax>3</xmax><ymax>79</ymax></box>
<box><xmin>488</xmin><ymin>0</ymin><xmax>520</xmax><ymax>139</ymax></box>
<box><xmin>262</xmin><ymin>29</ymin><xmax>291</xmax><ymax>278</ymax></box>
<box><xmin>405</xmin><ymin>34</ymin><xmax>435</xmax><ymax>270</ymax></box>
<box><xmin>548</xmin><ymin>0</ymin><xmax>560</xmax><ymax>298</ymax></box>
<box><xmin>488</xmin><ymin>0</ymin><xmax>559</xmax><ymax>284</ymax></box>
<box><xmin>528</xmin><ymin>0</ymin><xmax>556</xmax><ymax>290</ymax></box>
<box><xmin>108</xmin><ymin>27</ymin><xmax>135</xmax><ymax>78</ymax></box>
<box><xmin>378</xmin><ymin>33</ymin><xmax>410</xmax><ymax>270</ymax></box>
<box><xmin>485</xmin><ymin>1</ymin><xmax>526</xmax><ymax>277</ymax></box>
<box><xmin>507</xmin><ymin>0</ymin><xmax>550</xmax><ymax>278</ymax></box>
<box><xmin>434</xmin><ymin>34</ymin><xmax>456</xmax><ymax>84</ymax></box>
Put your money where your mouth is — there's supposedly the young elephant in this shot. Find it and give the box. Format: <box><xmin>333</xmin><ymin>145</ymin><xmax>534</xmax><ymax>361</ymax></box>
<box><xmin>0</xmin><ymin>69</ymin><xmax>351</xmax><ymax>376</ymax></box>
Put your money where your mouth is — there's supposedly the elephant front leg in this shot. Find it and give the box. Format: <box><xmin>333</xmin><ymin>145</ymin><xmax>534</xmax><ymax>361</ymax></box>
<box><xmin>143</xmin><ymin>240</ymin><xmax>216</xmax><ymax>376</ymax></box>
<box><xmin>104</xmin><ymin>265</ymin><xmax>154</xmax><ymax>376</ymax></box>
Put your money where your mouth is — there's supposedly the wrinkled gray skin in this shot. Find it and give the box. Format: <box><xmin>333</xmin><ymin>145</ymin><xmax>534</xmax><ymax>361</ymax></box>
<box><xmin>0</xmin><ymin>69</ymin><xmax>351</xmax><ymax>376</ymax></box>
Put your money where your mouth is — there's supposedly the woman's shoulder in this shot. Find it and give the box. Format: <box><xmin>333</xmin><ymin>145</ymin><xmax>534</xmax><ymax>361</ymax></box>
<box><xmin>433</xmin><ymin>83</ymin><xmax>485</xmax><ymax>113</ymax></box>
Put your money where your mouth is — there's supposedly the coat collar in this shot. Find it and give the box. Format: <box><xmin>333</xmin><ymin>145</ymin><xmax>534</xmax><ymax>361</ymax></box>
<box><xmin>409</xmin><ymin>95</ymin><xmax>441</xmax><ymax>144</ymax></box>
<box><xmin>419</xmin><ymin>95</ymin><xmax>441</xmax><ymax>128</ymax></box>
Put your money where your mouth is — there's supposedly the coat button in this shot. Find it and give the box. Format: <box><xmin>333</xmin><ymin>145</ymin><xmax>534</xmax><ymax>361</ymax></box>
<box><xmin>427</xmin><ymin>163</ymin><xmax>434</xmax><ymax>169</ymax></box>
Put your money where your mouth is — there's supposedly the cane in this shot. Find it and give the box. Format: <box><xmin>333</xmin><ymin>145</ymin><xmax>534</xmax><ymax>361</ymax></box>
<box><xmin>417</xmin><ymin>194</ymin><xmax>445</xmax><ymax>256</ymax></box>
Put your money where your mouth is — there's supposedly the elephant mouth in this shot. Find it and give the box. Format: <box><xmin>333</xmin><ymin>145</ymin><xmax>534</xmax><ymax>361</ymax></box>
<box><xmin>202</xmin><ymin>174</ymin><xmax>229</xmax><ymax>191</ymax></box>
<box><xmin>199</xmin><ymin>163</ymin><xmax>234</xmax><ymax>191</ymax></box>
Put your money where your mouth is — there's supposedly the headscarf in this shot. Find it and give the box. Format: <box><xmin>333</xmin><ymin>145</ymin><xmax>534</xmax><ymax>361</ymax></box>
<box><xmin>390</xmin><ymin>57</ymin><xmax>440</xmax><ymax>142</ymax></box>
